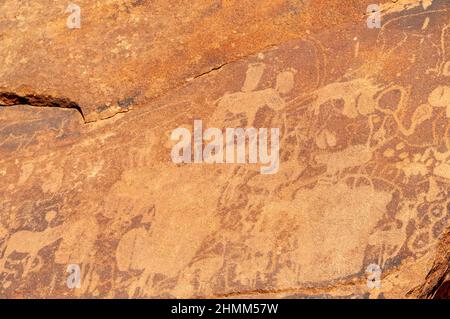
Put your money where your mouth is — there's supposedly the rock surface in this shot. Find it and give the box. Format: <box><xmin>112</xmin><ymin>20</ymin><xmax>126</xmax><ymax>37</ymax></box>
<box><xmin>0</xmin><ymin>0</ymin><xmax>449</xmax><ymax>298</ymax></box>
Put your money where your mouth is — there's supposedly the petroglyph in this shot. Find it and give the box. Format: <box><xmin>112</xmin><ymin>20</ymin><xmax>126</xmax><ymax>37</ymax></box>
<box><xmin>1</xmin><ymin>224</ymin><xmax>64</xmax><ymax>278</ymax></box>
<box><xmin>212</xmin><ymin>64</ymin><xmax>295</xmax><ymax>126</ymax></box>
<box><xmin>310</xmin><ymin>78</ymin><xmax>382</xmax><ymax>118</ymax></box>
<box><xmin>0</xmin><ymin>0</ymin><xmax>449</xmax><ymax>299</ymax></box>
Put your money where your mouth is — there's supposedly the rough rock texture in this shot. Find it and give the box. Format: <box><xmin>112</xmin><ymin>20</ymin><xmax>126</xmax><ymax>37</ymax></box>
<box><xmin>0</xmin><ymin>0</ymin><xmax>427</xmax><ymax>122</ymax></box>
<box><xmin>0</xmin><ymin>0</ymin><xmax>449</xmax><ymax>298</ymax></box>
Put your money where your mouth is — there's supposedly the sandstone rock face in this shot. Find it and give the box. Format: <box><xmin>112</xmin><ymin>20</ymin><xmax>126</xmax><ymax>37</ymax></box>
<box><xmin>0</xmin><ymin>0</ymin><xmax>449</xmax><ymax>298</ymax></box>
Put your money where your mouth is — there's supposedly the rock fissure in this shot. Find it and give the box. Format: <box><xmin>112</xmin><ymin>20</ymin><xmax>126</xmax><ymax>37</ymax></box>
<box><xmin>0</xmin><ymin>91</ymin><xmax>85</xmax><ymax>122</ymax></box>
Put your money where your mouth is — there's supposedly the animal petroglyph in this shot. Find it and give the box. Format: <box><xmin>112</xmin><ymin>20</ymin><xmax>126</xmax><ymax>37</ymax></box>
<box><xmin>310</xmin><ymin>78</ymin><xmax>382</xmax><ymax>118</ymax></box>
<box><xmin>428</xmin><ymin>85</ymin><xmax>450</xmax><ymax>118</ymax></box>
<box><xmin>0</xmin><ymin>0</ymin><xmax>449</xmax><ymax>298</ymax></box>
<box><xmin>0</xmin><ymin>215</ymin><xmax>99</xmax><ymax>288</ymax></box>
<box><xmin>315</xmin><ymin>144</ymin><xmax>374</xmax><ymax>180</ymax></box>
<box><xmin>0</xmin><ymin>225</ymin><xmax>64</xmax><ymax>278</ymax></box>
<box><xmin>212</xmin><ymin>63</ymin><xmax>295</xmax><ymax>126</ymax></box>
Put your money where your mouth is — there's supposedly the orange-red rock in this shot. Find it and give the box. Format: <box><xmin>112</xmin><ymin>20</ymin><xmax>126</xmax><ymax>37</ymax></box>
<box><xmin>0</xmin><ymin>0</ymin><xmax>448</xmax><ymax>298</ymax></box>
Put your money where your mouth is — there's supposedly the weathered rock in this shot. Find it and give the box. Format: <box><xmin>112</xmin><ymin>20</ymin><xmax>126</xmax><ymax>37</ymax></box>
<box><xmin>0</xmin><ymin>0</ymin><xmax>423</xmax><ymax>122</ymax></box>
<box><xmin>0</xmin><ymin>0</ymin><xmax>448</xmax><ymax>298</ymax></box>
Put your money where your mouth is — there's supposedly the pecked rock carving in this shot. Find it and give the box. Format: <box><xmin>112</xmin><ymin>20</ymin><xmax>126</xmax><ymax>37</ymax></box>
<box><xmin>0</xmin><ymin>0</ymin><xmax>448</xmax><ymax>299</ymax></box>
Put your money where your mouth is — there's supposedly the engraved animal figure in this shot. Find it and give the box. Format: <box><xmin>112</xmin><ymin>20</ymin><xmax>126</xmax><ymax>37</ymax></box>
<box><xmin>315</xmin><ymin>144</ymin><xmax>374</xmax><ymax>182</ymax></box>
<box><xmin>116</xmin><ymin>227</ymin><xmax>156</xmax><ymax>297</ymax></box>
<box><xmin>310</xmin><ymin>78</ymin><xmax>382</xmax><ymax>118</ymax></box>
<box><xmin>367</xmin><ymin>204</ymin><xmax>412</xmax><ymax>268</ymax></box>
<box><xmin>0</xmin><ymin>225</ymin><xmax>64</xmax><ymax>277</ymax></box>
<box><xmin>213</xmin><ymin>63</ymin><xmax>295</xmax><ymax>126</ymax></box>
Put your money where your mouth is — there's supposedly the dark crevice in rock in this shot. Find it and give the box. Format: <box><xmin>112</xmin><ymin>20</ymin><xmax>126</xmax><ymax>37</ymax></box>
<box><xmin>191</xmin><ymin>43</ymin><xmax>278</xmax><ymax>80</ymax></box>
<box><xmin>192</xmin><ymin>61</ymin><xmax>230</xmax><ymax>79</ymax></box>
<box><xmin>407</xmin><ymin>228</ymin><xmax>449</xmax><ymax>299</ymax></box>
<box><xmin>0</xmin><ymin>92</ymin><xmax>85</xmax><ymax>122</ymax></box>
<box><xmin>433</xmin><ymin>281</ymin><xmax>450</xmax><ymax>299</ymax></box>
